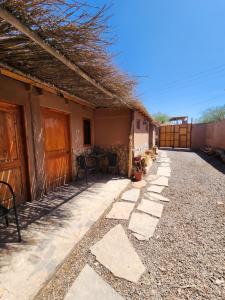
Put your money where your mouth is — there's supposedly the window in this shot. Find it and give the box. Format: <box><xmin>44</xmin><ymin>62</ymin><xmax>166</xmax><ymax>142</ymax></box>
<box><xmin>137</xmin><ymin>119</ymin><xmax>140</xmax><ymax>130</ymax></box>
<box><xmin>83</xmin><ymin>119</ymin><xmax>91</xmax><ymax>145</ymax></box>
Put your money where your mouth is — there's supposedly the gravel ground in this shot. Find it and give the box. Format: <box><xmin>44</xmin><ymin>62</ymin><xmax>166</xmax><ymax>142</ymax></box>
<box><xmin>35</xmin><ymin>150</ymin><xmax>225</xmax><ymax>300</ymax></box>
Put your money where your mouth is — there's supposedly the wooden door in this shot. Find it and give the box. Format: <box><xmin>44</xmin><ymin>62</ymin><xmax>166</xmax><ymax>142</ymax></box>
<box><xmin>41</xmin><ymin>108</ymin><xmax>71</xmax><ymax>192</ymax></box>
<box><xmin>0</xmin><ymin>101</ymin><xmax>28</xmax><ymax>207</ymax></box>
<box><xmin>160</xmin><ymin>124</ymin><xmax>192</xmax><ymax>148</ymax></box>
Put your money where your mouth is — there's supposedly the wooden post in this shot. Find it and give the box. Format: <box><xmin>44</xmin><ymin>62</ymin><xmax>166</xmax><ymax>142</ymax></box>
<box><xmin>128</xmin><ymin>110</ymin><xmax>134</xmax><ymax>178</ymax></box>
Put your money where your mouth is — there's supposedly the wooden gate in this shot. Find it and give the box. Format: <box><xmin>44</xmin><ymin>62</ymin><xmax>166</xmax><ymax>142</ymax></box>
<box><xmin>0</xmin><ymin>101</ymin><xmax>28</xmax><ymax>207</ymax></box>
<box><xmin>41</xmin><ymin>108</ymin><xmax>71</xmax><ymax>192</ymax></box>
<box><xmin>160</xmin><ymin>124</ymin><xmax>192</xmax><ymax>148</ymax></box>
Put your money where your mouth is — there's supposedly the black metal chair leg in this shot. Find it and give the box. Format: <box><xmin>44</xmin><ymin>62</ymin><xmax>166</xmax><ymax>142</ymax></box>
<box><xmin>0</xmin><ymin>180</ymin><xmax>22</xmax><ymax>242</ymax></box>
<box><xmin>5</xmin><ymin>215</ymin><xmax>9</xmax><ymax>227</ymax></box>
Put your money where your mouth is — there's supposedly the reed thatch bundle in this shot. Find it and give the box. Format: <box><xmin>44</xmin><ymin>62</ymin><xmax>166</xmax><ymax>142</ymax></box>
<box><xmin>0</xmin><ymin>0</ymin><xmax>152</xmax><ymax>118</ymax></box>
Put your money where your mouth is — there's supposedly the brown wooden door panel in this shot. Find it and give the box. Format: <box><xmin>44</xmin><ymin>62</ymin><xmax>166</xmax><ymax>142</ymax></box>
<box><xmin>41</xmin><ymin>108</ymin><xmax>71</xmax><ymax>192</ymax></box>
<box><xmin>160</xmin><ymin>124</ymin><xmax>192</xmax><ymax>148</ymax></box>
<box><xmin>0</xmin><ymin>101</ymin><xmax>28</xmax><ymax>207</ymax></box>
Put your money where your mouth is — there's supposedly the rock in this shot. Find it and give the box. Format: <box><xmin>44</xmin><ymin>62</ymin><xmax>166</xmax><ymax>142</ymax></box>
<box><xmin>150</xmin><ymin>176</ymin><xmax>169</xmax><ymax>187</ymax></box>
<box><xmin>64</xmin><ymin>264</ymin><xmax>124</xmax><ymax>300</ymax></box>
<box><xmin>90</xmin><ymin>224</ymin><xmax>145</xmax><ymax>283</ymax></box>
<box><xmin>157</xmin><ymin>167</ymin><xmax>171</xmax><ymax>177</ymax></box>
<box><xmin>145</xmin><ymin>192</ymin><xmax>170</xmax><ymax>202</ymax></box>
<box><xmin>147</xmin><ymin>185</ymin><xmax>165</xmax><ymax>194</ymax></box>
<box><xmin>121</xmin><ymin>188</ymin><xmax>140</xmax><ymax>202</ymax></box>
<box><xmin>106</xmin><ymin>202</ymin><xmax>135</xmax><ymax>220</ymax></box>
<box><xmin>128</xmin><ymin>212</ymin><xmax>159</xmax><ymax>239</ymax></box>
<box><xmin>215</xmin><ymin>278</ymin><xmax>224</xmax><ymax>285</ymax></box>
<box><xmin>137</xmin><ymin>199</ymin><xmax>164</xmax><ymax>218</ymax></box>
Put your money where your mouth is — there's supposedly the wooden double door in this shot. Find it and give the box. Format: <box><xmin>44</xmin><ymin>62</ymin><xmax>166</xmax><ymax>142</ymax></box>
<box><xmin>0</xmin><ymin>101</ymin><xmax>28</xmax><ymax>207</ymax></box>
<box><xmin>41</xmin><ymin>108</ymin><xmax>71</xmax><ymax>192</ymax></box>
<box><xmin>160</xmin><ymin>124</ymin><xmax>192</xmax><ymax>148</ymax></box>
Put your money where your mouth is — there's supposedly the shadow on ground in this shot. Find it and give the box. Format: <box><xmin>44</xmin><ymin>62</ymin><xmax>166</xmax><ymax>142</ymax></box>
<box><xmin>159</xmin><ymin>147</ymin><xmax>192</xmax><ymax>152</ymax></box>
<box><xmin>196</xmin><ymin>150</ymin><xmax>225</xmax><ymax>175</ymax></box>
<box><xmin>0</xmin><ymin>174</ymin><xmax>123</xmax><ymax>246</ymax></box>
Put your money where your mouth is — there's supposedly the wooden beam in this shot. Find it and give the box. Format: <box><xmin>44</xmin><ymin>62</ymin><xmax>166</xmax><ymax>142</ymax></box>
<box><xmin>128</xmin><ymin>110</ymin><xmax>134</xmax><ymax>178</ymax></box>
<box><xmin>0</xmin><ymin>7</ymin><xmax>130</xmax><ymax>107</ymax></box>
<box><xmin>0</xmin><ymin>63</ymin><xmax>95</xmax><ymax>108</ymax></box>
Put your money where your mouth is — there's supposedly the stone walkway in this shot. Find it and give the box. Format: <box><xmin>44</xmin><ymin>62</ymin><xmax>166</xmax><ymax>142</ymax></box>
<box><xmin>64</xmin><ymin>151</ymin><xmax>172</xmax><ymax>299</ymax></box>
<box><xmin>0</xmin><ymin>177</ymin><xmax>130</xmax><ymax>300</ymax></box>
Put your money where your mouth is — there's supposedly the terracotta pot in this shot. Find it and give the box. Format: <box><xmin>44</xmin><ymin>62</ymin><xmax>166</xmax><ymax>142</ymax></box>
<box><xmin>134</xmin><ymin>171</ymin><xmax>142</xmax><ymax>181</ymax></box>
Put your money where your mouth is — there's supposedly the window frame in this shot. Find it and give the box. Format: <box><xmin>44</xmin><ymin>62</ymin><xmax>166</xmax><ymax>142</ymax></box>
<box><xmin>83</xmin><ymin>118</ymin><xmax>92</xmax><ymax>146</ymax></box>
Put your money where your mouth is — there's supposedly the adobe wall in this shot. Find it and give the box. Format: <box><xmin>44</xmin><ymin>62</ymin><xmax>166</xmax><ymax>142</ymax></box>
<box><xmin>192</xmin><ymin>120</ymin><xmax>225</xmax><ymax>150</ymax></box>
<box><xmin>191</xmin><ymin>124</ymin><xmax>206</xmax><ymax>149</ymax></box>
<box><xmin>133</xmin><ymin>110</ymin><xmax>150</xmax><ymax>156</ymax></box>
<box><xmin>0</xmin><ymin>74</ymin><xmax>95</xmax><ymax>200</ymax></box>
<box><xmin>94</xmin><ymin>108</ymin><xmax>131</xmax><ymax>175</ymax></box>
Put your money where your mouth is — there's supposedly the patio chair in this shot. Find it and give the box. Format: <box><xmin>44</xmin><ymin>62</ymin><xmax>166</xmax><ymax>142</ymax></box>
<box><xmin>107</xmin><ymin>153</ymin><xmax>119</xmax><ymax>175</ymax></box>
<box><xmin>76</xmin><ymin>155</ymin><xmax>97</xmax><ymax>184</ymax></box>
<box><xmin>0</xmin><ymin>181</ymin><xmax>21</xmax><ymax>242</ymax></box>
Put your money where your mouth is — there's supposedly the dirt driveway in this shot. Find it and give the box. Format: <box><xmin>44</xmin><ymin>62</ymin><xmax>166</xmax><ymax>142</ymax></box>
<box><xmin>36</xmin><ymin>150</ymin><xmax>225</xmax><ymax>300</ymax></box>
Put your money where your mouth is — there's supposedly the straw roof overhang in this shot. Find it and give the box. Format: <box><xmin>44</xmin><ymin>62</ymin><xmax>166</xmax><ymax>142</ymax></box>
<box><xmin>0</xmin><ymin>0</ymin><xmax>153</xmax><ymax>120</ymax></box>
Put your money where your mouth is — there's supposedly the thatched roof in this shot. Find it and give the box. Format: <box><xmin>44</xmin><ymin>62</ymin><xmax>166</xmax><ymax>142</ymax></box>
<box><xmin>0</xmin><ymin>0</ymin><xmax>152</xmax><ymax>120</ymax></box>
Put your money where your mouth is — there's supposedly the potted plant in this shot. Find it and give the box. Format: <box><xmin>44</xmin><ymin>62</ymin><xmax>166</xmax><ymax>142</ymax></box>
<box><xmin>141</xmin><ymin>154</ymin><xmax>150</xmax><ymax>174</ymax></box>
<box><xmin>132</xmin><ymin>165</ymin><xmax>143</xmax><ymax>181</ymax></box>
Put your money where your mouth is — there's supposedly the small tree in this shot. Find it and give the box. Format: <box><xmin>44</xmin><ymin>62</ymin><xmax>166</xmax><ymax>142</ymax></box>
<box><xmin>153</xmin><ymin>112</ymin><xmax>170</xmax><ymax>124</ymax></box>
<box><xmin>198</xmin><ymin>105</ymin><xmax>225</xmax><ymax>123</ymax></box>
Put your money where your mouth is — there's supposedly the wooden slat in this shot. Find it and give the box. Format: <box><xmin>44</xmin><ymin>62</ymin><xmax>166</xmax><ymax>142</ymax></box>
<box><xmin>159</xmin><ymin>123</ymin><xmax>192</xmax><ymax>148</ymax></box>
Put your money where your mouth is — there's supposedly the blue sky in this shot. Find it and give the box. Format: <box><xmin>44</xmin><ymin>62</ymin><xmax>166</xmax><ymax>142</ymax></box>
<box><xmin>89</xmin><ymin>0</ymin><xmax>225</xmax><ymax>120</ymax></box>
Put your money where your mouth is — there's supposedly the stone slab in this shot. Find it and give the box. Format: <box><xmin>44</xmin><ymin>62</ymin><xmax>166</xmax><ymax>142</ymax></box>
<box><xmin>90</xmin><ymin>224</ymin><xmax>145</xmax><ymax>283</ymax></box>
<box><xmin>121</xmin><ymin>188</ymin><xmax>140</xmax><ymax>202</ymax></box>
<box><xmin>106</xmin><ymin>202</ymin><xmax>135</xmax><ymax>220</ymax></box>
<box><xmin>159</xmin><ymin>153</ymin><xmax>167</xmax><ymax>158</ymax></box>
<box><xmin>146</xmin><ymin>174</ymin><xmax>160</xmax><ymax>182</ymax></box>
<box><xmin>157</xmin><ymin>167</ymin><xmax>171</xmax><ymax>177</ymax></box>
<box><xmin>146</xmin><ymin>192</ymin><xmax>170</xmax><ymax>202</ymax></box>
<box><xmin>132</xmin><ymin>233</ymin><xmax>148</xmax><ymax>241</ymax></box>
<box><xmin>137</xmin><ymin>199</ymin><xmax>164</xmax><ymax>218</ymax></box>
<box><xmin>156</xmin><ymin>159</ymin><xmax>171</xmax><ymax>163</ymax></box>
<box><xmin>147</xmin><ymin>185</ymin><xmax>165</xmax><ymax>194</ymax></box>
<box><xmin>160</xmin><ymin>163</ymin><xmax>170</xmax><ymax>167</ymax></box>
<box><xmin>128</xmin><ymin>212</ymin><xmax>159</xmax><ymax>239</ymax></box>
<box><xmin>64</xmin><ymin>264</ymin><xmax>124</xmax><ymax>300</ymax></box>
<box><xmin>0</xmin><ymin>178</ymin><xmax>130</xmax><ymax>300</ymax></box>
<box><xmin>132</xmin><ymin>180</ymin><xmax>147</xmax><ymax>189</ymax></box>
<box><xmin>150</xmin><ymin>176</ymin><xmax>169</xmax><ymax>187</ymax></box>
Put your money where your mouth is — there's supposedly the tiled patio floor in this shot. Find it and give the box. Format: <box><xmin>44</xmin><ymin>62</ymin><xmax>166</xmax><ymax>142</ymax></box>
<box><xmin>0</xmin><ymin>175</ymin><xmax>129</xmax><ymax>300</ymax></box>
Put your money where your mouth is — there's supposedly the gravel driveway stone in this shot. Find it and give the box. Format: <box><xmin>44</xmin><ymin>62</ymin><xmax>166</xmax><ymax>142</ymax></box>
<box><xmin>35</xmin><ymin>150</ymin><xmax>225</xmax><ymax>300</ymax></box>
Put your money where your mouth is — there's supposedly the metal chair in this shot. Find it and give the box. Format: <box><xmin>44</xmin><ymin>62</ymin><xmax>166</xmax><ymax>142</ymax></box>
<box><xmin>76</xmin><ymin>155</ymin><xmax>97</xmax><ymax>184</ymax></box>
<box><xmin>0</xmin><ymin>181</ymin><xmax>21</xmax><ymax>242</ymax></box>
